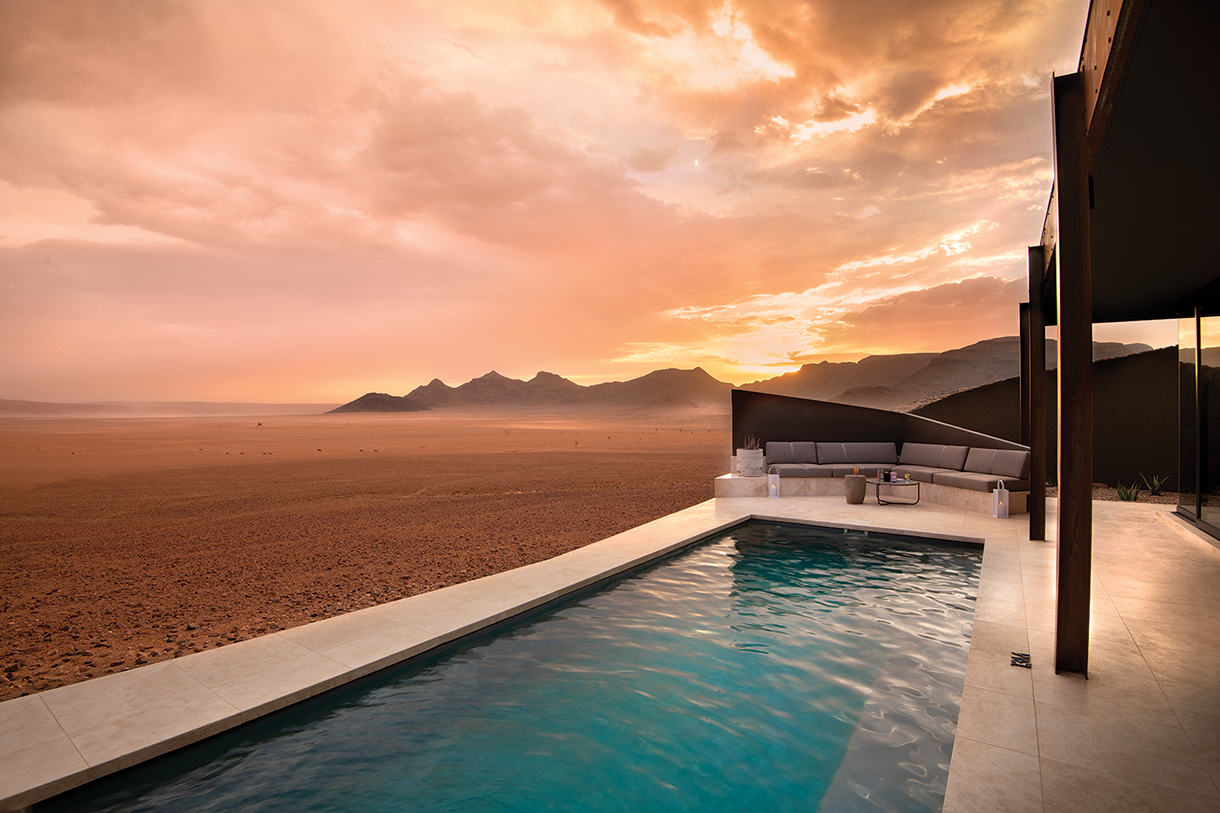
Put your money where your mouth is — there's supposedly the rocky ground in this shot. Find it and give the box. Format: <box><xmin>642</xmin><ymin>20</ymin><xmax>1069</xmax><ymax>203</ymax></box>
<box><xmin>0</xmin><ymin>411</ymin><xmax>729</xmax><ymax>701</ymax></box>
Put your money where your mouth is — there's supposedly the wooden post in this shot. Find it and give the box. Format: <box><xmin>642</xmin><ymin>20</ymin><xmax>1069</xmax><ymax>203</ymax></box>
<box><xmin>1052</xmin><ymin>72</ymin><xmax>1092</xmax><ymax>675</ymax></box>
<box><xmin>1020</xmin><ymin>302</ymin><xmax>1031</xmax><ymax>447</ymax></box>
<box><xmin>1028</xmin><ymin>247</ymin><xmax>1047</xmax><ymax>541</ymax></box>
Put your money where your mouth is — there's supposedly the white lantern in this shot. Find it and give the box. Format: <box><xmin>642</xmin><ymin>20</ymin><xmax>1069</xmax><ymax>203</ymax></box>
<box><xmin>993</xmin><ymin>480</ymin><xmax>1009</xmax><ymax>518</ymax></box>
<box><xmin>768</xmin><ymin>466</ymin><xmax>781</xmax><ymax>498</ymax></box>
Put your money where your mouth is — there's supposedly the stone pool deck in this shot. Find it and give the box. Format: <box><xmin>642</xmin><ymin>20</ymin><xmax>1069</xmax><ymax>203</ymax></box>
<box><xmin>2</xmin><ymin>496</ymin><xmax>1218</xmax><ymax>811</ymax></box>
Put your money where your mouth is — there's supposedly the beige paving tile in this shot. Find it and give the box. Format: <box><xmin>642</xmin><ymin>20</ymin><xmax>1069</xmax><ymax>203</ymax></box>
<box><xmin>979</xmin><ymin>549</ymin><xmax>1021</xmax><ymax>571</ymax></box>
<box><xmin>974</xmin><ymin>597</ymin><xmax>1028</xmax><ymax>628</ymax></box>
<box><xmin>1026</xmin><ymin>625</ymin><xmax>1150</xmax><ymax>680</ymax></box>
<box><xmin>1139</xmin><ymin>641</ymin><xmax>1220</xmax><ymax>691</ymax></box>
<box><xmin>366</xmin><ymin>587</ymin><xmax>480</xmax><ymax>626</ymax></box>
<box><xmin>1040</xmin><ymin>758</ymin><xmax>1220</xmax><ymax>813</ymax></box>
<box><xmin>955</xmin><ymin>687</ymin><xmax>1038</xmax><ymax>756</ymax></box>
<box><xmin>0</xmin><ymin>735</ymin><xmax>89</xmax><ymax>808</ymax></box>
<box><xmin>40</xmin><ymin>661</ymin><xmax>237</xmax><ymax>769</ymax></box>
<box><xmin>1022</xmin><ymin>599</ymin><xmax>1057</xmax><ymax>633</ymax></box>
<box><xmin>1032</xmin><ymin>665</ymin><xmax>1175</xmax><ymax>727</ymax></box>
<box><xmin>942</xmin><ymin>739</ymin><xmax>1042</xmax><ymax>813</ymax></box>
<box><xmin>207</xmin><ymin>649</ymin><xmax>348</xmax><ymax>714</ymax></box>
<box><xmin>1035</xmin><ymin>701</ymin><xmax>1216</xmax><ymax>797</ymax></box>
<box><xmin>0</xmin><ymin>695</ymin><xmax>64</xmax><ymax>758</ymax></box>
<box><xmin>1102</xmin><ymin>578</ymin><xmax>1201</xmax><ymax>605</ymax></box>
<box><xmin>1182</xmin><ymin>725</ymin><xmax>1220</xmax><ymax>794</ymax></box>
<box><xmin>964</xmin><ymin>646</ymin><xmax>1034</xmax><ymax>700</ymax></box>
<box><xmin>279</xmin><ymin>606</ymin><xmax>407</xmax><ymax>655</ymax></box>
<box><xmin>977</xmin><ymin>572</ymin><xmax>1027</xmax><ymax>605</ymax></box>
<box><xmin>318</xmin><ymin>624</ymin><xmax>442</xmax><ymax>673</ymax></box>
<box><xmin>1025</xmin><ymin>629</ymin><xmax>1054</xmax><ymax>664</ymax></box>
<box><xmin>402</xmin><ymin>600</ymin><xmax>515</xmax><ymax>641</ymax></box>
<box><xmin>1124</xmin><ymin>616</ymin><xmax>1220</xmax><ymax>655</ymax></box>
<box><xmin>1159</xmin><ymin>680</ymin><xmax>1220</xmax><ymax>733</ymax></box>
<box><xmin>968</xmin><ymin>620</ymin><xmax>1030</xmax><ymax>655</ymax></box>
<box><xmin>173</xmin><ymin>634</ymin><xmax>321</xmax><ymax>689</ymax></box>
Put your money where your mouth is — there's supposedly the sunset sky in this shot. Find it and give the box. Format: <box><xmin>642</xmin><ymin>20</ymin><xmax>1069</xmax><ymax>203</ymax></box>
<box><xmin>0</xmin><ymin>0</ymin><xmax>1174</xmax><ymax>403</ymax></box>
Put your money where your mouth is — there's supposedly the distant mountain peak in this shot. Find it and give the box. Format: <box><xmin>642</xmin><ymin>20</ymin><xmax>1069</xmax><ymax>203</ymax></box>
<box><xmin>340</xmin><ymin>366</ymin><xmax>731</xmax><ymax>412</ymax></box>
<box><xmin>327</xmin><ymin>393</ymin><xmax>430</xmax><ymax>414</ymax></box>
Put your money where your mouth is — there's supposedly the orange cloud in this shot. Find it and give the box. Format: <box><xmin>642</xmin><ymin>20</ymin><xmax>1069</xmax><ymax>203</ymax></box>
<box><xmin>0</xmin><ymin>0</ymin><xmax>1090</xmax><ymax>401</ymax></box>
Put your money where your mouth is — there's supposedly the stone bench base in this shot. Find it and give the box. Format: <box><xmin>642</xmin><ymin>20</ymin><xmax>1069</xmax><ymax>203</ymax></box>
<box><xmin>714</xmin><ymin>474</ymin><xmax>1029</xmax><ymax>515</ymax></box>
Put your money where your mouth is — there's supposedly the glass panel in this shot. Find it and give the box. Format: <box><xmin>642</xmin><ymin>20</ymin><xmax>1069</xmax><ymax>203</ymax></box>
<box><xmin>1199</xmin><ymin>314</ymin><xmax>1220</xmax><ymax>527</ymax></box>
<box><xmin>1179</xmin><ymin>315</ymin><xmax>1198</xmax><ymax>517</ymax></box>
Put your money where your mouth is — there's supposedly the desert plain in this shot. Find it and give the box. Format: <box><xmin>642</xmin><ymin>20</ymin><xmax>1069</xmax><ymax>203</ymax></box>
<box><xmin>0</xmin><ymin>407</ymin><xmax>730</xmax><ymax>702</ymax></box>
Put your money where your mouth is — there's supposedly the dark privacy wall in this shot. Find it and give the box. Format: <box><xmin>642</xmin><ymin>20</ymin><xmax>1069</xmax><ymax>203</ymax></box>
<box><xmin>911</xmin><ymin>348</ymin><xmax>1178</xmax><ymax>489</ymax></box>
<box><xmin>731</xmin><ymin>389</ymin><xmax>1028</xmax><ymax>457</ymax></box>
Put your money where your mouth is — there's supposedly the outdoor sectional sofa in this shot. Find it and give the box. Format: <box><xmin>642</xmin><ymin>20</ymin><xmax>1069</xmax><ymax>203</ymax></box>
<box><xmin>716</xmin><ymin>441</ymin><xmax>1031</xmax><ymax>513</ymax></box>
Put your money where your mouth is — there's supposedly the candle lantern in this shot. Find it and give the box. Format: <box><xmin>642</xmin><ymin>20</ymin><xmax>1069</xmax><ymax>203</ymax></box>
<box><xmin>993</xmin><ymin>480</ymin><xmax>1009</xmax><ymax>518</ymax></box>
<box><xmin>768</xmin><ymin>466</ymin><xmax>781</xmax><ymax>498</ymax></box>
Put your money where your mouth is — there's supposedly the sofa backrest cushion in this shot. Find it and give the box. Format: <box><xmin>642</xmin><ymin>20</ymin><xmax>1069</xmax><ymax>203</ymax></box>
<box><xmin>815</xmin><ymin>442</ymin><xmax>846</xmax><ymax>464</ymax></box>
<box><xmin>792</xmin><ymin>442</ymin><xmax>818</xmax><ymax>463</ymax></box>
<box><xmin>899</xmin><ymin>443</ymin><xmax>970</xmax><ymax>470</ymax></box>
<box><xmin>848</xmin><ymin>442</ymin><xmax>897</xmax><ymax>463</ymax></box>
<box><xmin>992</xmin><ymin>450</ymin><xmax>1031</xmax><ymax>479</ymax></box>
<box><xmin>898</xmin><ymin>443</ymin><xmax>941</xmax><ymax>467</ymax></box>
<box><xmin>963</xmin><ymin>447</ymin><xmax>1031</xmax><ymax>479</ymax></box>
<box><xmin>766</xmin><ymin>442</ymin><xmax>794</xmax><ymax>463</ymax></box>
<box><xmin>765</xmin><ymin>442</ymin><xmax>819</xmax><ymax>464</ymax></box>
<box><xmin>817</xmin><ymin>442</ymin><xmax>897</xmax><ymax>464</ymax></box>
<box><xmin>963</xmin><ymin>447</ymin><xmax>997</xmax><ymax>474</ymax></box>
<box><xmin>939</xmin><ymin>445</ymin><xmax>970</xmax><ymax>471</ymax></box>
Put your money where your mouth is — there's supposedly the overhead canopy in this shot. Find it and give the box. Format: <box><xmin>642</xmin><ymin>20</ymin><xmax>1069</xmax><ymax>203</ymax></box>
<box><xmin>1037</xmin><ymin>0</ymin><xmax>1220</xmax><ymax>324</ymax></box>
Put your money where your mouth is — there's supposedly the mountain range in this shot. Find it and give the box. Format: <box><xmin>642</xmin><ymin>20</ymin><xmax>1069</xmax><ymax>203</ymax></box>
<box><xmin>332</xmin><ymin>337</ymin><xmax>1155</xmax><ymax>414</ymax></box>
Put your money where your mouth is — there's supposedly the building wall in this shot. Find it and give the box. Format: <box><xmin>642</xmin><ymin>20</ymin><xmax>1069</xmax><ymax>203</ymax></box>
<box><xmin>912</xmin><ymin>348</ymin><xmax>1177</xmax><ymax>489</ymax></box>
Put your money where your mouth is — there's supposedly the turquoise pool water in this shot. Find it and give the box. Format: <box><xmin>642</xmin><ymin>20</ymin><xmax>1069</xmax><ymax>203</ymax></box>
<box><xmin>41</xmin><ymin>521</ymin><xmax>982</xmax><ymax>813</ymax></box>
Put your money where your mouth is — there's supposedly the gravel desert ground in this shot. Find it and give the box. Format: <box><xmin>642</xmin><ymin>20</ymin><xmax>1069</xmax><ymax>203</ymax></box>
<box><xmin>0</xmin><ymin>408</ymin><xmax>730</xmax><ymax>701</ymax></box>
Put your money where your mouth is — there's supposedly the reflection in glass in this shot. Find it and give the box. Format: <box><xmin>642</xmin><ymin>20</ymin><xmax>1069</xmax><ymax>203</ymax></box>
<box><xmin>1200</xmin><ymin>315</ymin><xmax>1220</xmax><ymax>528</ymax></box>
<box><xmin>1179</xmin><ymin>314</ymin><xmax>1198</xmax><ymax>518</ymax></box>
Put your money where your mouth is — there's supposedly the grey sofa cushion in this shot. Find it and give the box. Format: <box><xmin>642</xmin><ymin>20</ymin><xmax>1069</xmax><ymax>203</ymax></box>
<box><xmin>898</xmin><ymin>443</ymin><xmax>943</xmax><ymax>468</ymax></box>
<box><xmin>892</xmin><ymin>464</ymin><xmax>941</xmax><ymax>484</ymax></box>
<box><xmin>963</xmin><ymin>448</ymin><xmax>998</xmax><ymax>474</ymax></box>
<box><xmin>766</xmin><ymin>442</ymin><xmax>819</xmax><ymax>464</ymax></box>
<box><xmin>934</xmin><ymin>470</ymin><xmax>1030</xmax><ymax>492</ymax></box>
<box><xmin>816</xmin><ymin>442</ymin><xmax>896</xmax><ymax>464</ymax></box>
<box><xmin>798</xmin><ymin>464</ymin><xmax>887</xmax><ymax>478</ymax></box>
<box><xmin>800</xmin><ymin>465</ymin><xmax>834</xmax><ymax>477</ymax></box>
<box><xmin>815</xmin><ymin>442</ymin><xmax>847</xmax><ymax>464</ymax></box>
<box><xmin>938</xmin><ymin>445</ymin><xmax>970</xmax><ymax>470</ymax></box>
<box><xmin>794</xmin><ymin>442</ymin><xmax>818</xmax><ymax>463</ymax></box>
<box><xmin>963</xmin><ymin>447</ymin><xmax>1031</xmax><ymax>480</ymax></box>
<box><xmin>898</xmin><ymin>443</ymin><xmax>969</xmax><ymax>470</ymax></box>
<box><xmin>846</xmin><ymin>442</ymin><xmax>897</xmax><ymax>463</ymax></box>
<box><xmin>992</xmin><ymin>450</ymin><xmax>1031</xmax><ymax>479</ymax></box>
<box><xmin>769</xmin><ymin>464</ymin><xmax>831</xmax><ymax>478</ymax></box>
<box><xmin>768</xmin><ymin>463</ymin><xmax>809</xmax><ymax>478</ymax></box>
<box><xmin>766</xmin><ymin>442</ymin><xmax>795</xmax><ymax>463</ymax></box>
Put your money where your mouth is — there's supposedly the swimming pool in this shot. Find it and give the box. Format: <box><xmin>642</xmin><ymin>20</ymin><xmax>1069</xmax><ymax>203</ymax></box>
<box><xmin>39</xmin><ymin>521</ymin><xmax>981</xmax><ymax>812</ymax></box>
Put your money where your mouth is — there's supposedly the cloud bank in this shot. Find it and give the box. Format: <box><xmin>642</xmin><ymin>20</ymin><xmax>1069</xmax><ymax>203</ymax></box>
<box><xmin>0</xmin><ymin>0</ymin><xmax>1089</xmax><ymax>400</ymax></box>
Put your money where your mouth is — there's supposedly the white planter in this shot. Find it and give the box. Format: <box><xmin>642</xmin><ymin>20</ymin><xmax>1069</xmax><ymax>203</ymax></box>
<box><xmin>737</xmin><ymin>448</ymin><xmax>765</xmax><ymax>477</ymax></box>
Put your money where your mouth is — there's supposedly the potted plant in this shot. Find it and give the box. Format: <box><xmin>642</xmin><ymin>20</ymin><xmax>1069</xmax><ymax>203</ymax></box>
<box><xmin>737</xmin><ymin>435</ymin><xmax>765</xmax><ymax>477</ymax></box>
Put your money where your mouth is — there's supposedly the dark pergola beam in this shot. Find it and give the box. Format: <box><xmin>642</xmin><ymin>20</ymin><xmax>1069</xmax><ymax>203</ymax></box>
<box><xmin>1027</xmin><ymin>248</ymin><xmax>1047</xmax><ymax>541</ymax></box>
<box><xmin>1020</xmin><ymin>302</ymin><xmax>1031</xmax><ymax>447</ymax></box>
<box><xmin>1052</xmin><ymin>72</ymin><xmax>1093</xmax><ymax>676</ymax></box>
